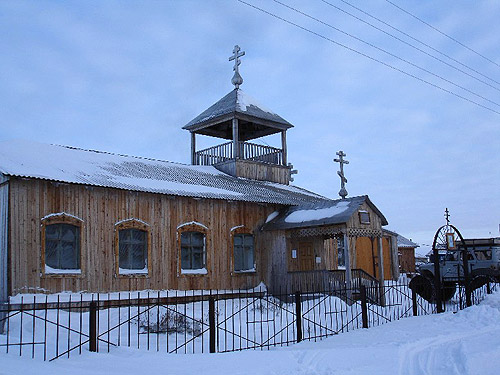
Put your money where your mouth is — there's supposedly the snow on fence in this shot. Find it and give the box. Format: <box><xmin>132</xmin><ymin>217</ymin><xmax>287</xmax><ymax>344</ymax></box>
<box><xmin>0</xmin><ymin>280</ymin><xmax>497</xmax><ymax>361</ymax></box>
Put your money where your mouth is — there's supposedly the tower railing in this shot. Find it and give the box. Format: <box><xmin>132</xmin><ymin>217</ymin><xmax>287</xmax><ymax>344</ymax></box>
<box><xmin>194</xmin><ymin>141</ymin><xmax>283</xmax><ymax>166</ymax></box>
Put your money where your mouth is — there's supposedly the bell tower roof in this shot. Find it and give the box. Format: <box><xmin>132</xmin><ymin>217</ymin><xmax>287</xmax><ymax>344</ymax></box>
<box><xmin>183</xmin><ymin>88</ymin><xmax>293</xmax><ymax>141</ymax></box>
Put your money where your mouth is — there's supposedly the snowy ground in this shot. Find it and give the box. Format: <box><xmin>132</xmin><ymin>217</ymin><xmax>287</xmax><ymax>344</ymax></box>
<box><xmin>1</xmin><ymin>290</ymin><xmax>500</xmax><ymax>375</ymax></box>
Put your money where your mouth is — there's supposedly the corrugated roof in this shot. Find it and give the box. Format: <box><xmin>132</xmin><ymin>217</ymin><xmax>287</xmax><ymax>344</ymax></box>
<box><xmin>262</xmin><ymin>195</ymin><xmax>388</xmax><ymax>230</ymax></box>
<box><xmin>183</xmin><ymin>89</ymin><xmax>292</xmax><ymax>129</ymax></box>
<box><xmin>0</xmin><ymin>140</ymin><xmax>327</xmax><ymax>205</ymax></box>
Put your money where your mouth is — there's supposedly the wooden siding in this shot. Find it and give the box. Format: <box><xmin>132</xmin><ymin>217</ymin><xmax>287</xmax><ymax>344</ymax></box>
<box><xmin>0</xmin><ymin>175</ymin><xmax>8</xmax><ymax>302</ymax></box>
<box><xmin>8</xmin><ymin>178</ymin><xmax>277</xmax><ymax>295</ymax></box>
<box><xmin>215</xmin><ymin>159</ymin><xmax>290</xmax><ymax>185</ymax></box>
<box><xmin>399</xmin><ymin>247</ymin><xmax>416</xmax><ymax>273</ymax></box>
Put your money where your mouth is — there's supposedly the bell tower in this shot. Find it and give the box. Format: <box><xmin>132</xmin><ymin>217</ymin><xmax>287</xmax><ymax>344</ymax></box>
<box><xmin>183</xmin><ymin>46</ymin><xmax>295</xmax><ymax>185</ymax></box>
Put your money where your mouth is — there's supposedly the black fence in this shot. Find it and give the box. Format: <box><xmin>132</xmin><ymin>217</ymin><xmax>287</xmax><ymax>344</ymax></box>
<box><xmin>0</xmin><ymin>279</ymin><xmax>497</xmax><ymax>361</ymax></box>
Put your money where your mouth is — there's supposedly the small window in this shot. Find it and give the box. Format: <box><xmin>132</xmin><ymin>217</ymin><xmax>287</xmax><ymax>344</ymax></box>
<box><xmin>181</xmin><ymin>231</ymin><xmax>206</xmax><ymax>271</ymax></box>
<box><xmin>337</xmin><ymin>236</ymin><xmax>345</xmax><ymax>268</ymax></box>
<box><xmin>359</xmin><ymin>211</ymin><xmax>370</xmax><ymax>224</ymax></box>
<box><xmin>118</xmin><ymin>228</ymin><xmax>148</xmax><ymax>273</ymax></box>
<box><xmin>45</xmin><ymin>223</ymin><xmax>81</xmax><ymax>273</ymax></box>
<box><xmin>234</xmin><ymin>234</ymin><xmax>254</xmax><ymax>272</ymax></box>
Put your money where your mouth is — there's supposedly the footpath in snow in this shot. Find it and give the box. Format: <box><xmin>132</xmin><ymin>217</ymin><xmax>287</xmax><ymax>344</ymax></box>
<box><xmin>1</xmin><ymin>290</ymin><xmax>500</xmax><ymax>375</ymax></box>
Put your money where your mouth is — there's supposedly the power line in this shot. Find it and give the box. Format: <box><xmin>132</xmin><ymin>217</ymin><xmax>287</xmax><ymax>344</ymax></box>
<box><xmin>326</xmin><ymin>0</ymin><xmax>500</xmax><ymax>90</ymax></box>
<box><xmin>272</xmin><ymin>0</ymin><xmax>500</xmax><ymax>108</ymax></box>
<box><xmin>385</xmin><ymin>0</ymin><xmax>500</xmax><ymax>69</ymax></box>
<box><xmin>236</xmin><ymin>0</ymin><xmax>500</xmax><ymax>116</ymax></box>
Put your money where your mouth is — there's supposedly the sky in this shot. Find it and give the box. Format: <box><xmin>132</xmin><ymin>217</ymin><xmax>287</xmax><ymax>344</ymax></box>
<box><xmin>0</xmin><ymin>0</ymin><xmax>499</xmax><ymax>244</ymax></box>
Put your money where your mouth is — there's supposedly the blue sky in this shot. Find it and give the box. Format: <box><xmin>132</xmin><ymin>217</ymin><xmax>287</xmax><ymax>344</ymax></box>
<box><xmin>1</xmin><ymin>0</ymin><xmax>499</xmax><ymax>244</ymax></box>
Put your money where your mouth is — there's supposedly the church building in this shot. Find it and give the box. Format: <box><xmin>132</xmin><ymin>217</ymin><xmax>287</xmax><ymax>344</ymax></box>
<box><xmin>0</xmin><ymin>46</ymin><xmax>398</xmax><ymax>301</ymax></box>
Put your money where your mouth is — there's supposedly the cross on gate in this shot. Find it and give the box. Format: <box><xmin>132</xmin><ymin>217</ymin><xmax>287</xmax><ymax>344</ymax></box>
<box><xmin>444</xmin><ymin>208</ymin><xmax>450</xmax><ymax>225</ymax></box>
<box><xmin>229</xmin><ymin>45</ymin><xmax>245</xmax><ymax>88</ymax></box>
<box><xmin>334</xmin><ymin>150</ymin><xmax>349</xmax><ymax>199</ymax></box>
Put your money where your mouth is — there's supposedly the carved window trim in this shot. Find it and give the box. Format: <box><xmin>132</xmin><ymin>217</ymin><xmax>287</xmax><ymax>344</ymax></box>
<box><xmin>177</xmin><ymin>222</ymin><xmax>209</xmax><ymax>277</ymax></box>
<box><xmin>114</xmin><ymin>219</ymin><xmax>151</xmax><ymax>278</ymax></box>
<box><xmin>41</xmin><ymin>213</ymin><xmax>84</xmax><ymax>278</ymax></box>
<box><xmin>231</xmin><ymin>226</ymin><xmax>256</xmax><ymax>275</ymax></box>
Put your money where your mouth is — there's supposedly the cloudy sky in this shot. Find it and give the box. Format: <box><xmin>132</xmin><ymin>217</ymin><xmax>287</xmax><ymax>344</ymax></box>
<box><xmin>1</xmin><ymin>0</ymin><xmax>499</xmax><ymax>244</ymax></box>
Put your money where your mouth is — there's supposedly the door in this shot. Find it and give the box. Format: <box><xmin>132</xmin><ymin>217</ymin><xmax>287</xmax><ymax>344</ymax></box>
<box><xmin>298</xmin><ymin>241</ymin><xmax>315</xmax><ymax>271</ymax></box>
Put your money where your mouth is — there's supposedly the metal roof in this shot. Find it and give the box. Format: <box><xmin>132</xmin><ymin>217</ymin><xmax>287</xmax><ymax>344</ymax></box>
<box><xmin>262</xmin><ymin>195</ymin><xmax>388</xmax><ymax>230</ymax></box>
<box><xmin>0</xmin><ymin>140</ymin><xmax>327</xmax><ymax>206</ymax></box>
<box><xmin>183</xmin><ymin>89</ymin><xmax>293</xmax><ymax>136</ymax></box>
<box><xmin>383</xmin><ymin>230</ymin><xmax>419</xmax><ymax>248</ymax></box>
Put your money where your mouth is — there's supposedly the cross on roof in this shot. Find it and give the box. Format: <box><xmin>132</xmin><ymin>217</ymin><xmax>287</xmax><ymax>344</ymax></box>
<box><xmin>444</xmin><ymin>208</ymin><xmax>450</xmax><ymax>225</ymax></box>
<box><xmin>334</xmin><ymin>150</ymin><xmax>349</xmax><ymax>199</ymax></box>
<box><xmin>229</xmin><ymin>45</ymin><xmax>245</xmax><ymax>89</ymax></box>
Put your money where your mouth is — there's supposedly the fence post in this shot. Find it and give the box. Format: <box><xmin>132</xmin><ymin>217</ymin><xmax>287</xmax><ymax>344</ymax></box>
<box><xmin>209</xmin><ymin>297</ymin><xmax>216</xmax><ymax>353</ymax></box>
<box><xmin>412</xmin><ymin>288</ymin><xmax>418</xmax><ymax>316</ymax></box>
<box><xmin>89</xmin><ymin>301</ymin><xmax>97</xmax><ymax>352</ymax></box>
<box><xmin>360</xmin><ymin>285</ymin><xmax>368</xmax><ymax>329</ymax></box>
<box><xmin>487</xmin><ymin>281</ymin><xmax>492</xmax><ymax>294</ymax></box>
<box><xmin>295</xmin><ymin>291</ymin><xmax>302</xmax><ymax>343</ymax></box>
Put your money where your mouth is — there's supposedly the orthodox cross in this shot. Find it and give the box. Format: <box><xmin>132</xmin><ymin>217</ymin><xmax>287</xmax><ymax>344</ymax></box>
<box><xmin>334</xmin><ymin>150</ymin><xmax>349</xmax><ymax>199</ymax></box>
<box><xmin>444</xmin><ymin>208</ymin><xmax>450</xmax><ymax>225</ymax></box>
<box><xmin>229</xmin><ymin>45</ymin><xmax>245</xmax><ymax>89</ymax></box>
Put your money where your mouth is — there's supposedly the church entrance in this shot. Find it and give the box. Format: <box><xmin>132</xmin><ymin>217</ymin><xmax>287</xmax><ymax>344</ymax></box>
<box><xmin>298</xmin><ymin>241</ymin><xmax>315</xmax><ymax>271</ymax></box>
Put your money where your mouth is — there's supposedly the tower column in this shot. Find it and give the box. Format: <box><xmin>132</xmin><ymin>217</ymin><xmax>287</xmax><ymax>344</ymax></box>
<box><xmin>281</xmin><ymin>130</ymin><xmax>287</xmax><ymax>166</ymax></box>
<box><xmin>232</xmin><ymin>118</ymin><xmax>239</xmax><ymax>159</ymax></box>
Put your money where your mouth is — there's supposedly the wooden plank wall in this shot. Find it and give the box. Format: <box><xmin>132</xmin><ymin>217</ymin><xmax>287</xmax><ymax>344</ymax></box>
<box><xmin>0</xmin><ymin>175</ymin><xmax>8</xmax><ymax>303</ymax></box>
<box><xmin>8</xmin><ymin>178</ymin><xmax>278</xmax><ymax>295</ymax></box>
<box><xmin>215</xmin><ymin>160</ymin><xmax>290</xmax><ymax>185</ymax></box>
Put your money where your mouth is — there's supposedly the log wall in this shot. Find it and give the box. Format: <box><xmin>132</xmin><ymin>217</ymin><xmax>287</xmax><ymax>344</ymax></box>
<box><xmin>8</xmin><ymin>178</ymin><xmax>278</xmax><ymax>295</ymax></box>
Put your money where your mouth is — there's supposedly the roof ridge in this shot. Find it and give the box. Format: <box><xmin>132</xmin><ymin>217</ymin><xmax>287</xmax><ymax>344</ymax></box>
<box><xmin>49</xmin><ymin>142</ymin><xmax>197</xmax><ymax>168</ymax></box>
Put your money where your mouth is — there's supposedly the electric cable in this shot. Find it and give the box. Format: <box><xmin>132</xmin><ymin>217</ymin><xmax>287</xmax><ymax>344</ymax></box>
<box><xmin>236</xmin><ymin>0</ymin><xmax>500</xmax><ymax>116</ymax></box>
<box><xmin>385</xmin><ymin>0</ymin><xmax>500</xmax><ymax>69</ymax></box>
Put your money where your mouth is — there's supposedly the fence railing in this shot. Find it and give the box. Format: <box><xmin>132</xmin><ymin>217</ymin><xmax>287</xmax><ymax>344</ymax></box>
<box><xmin>0</xmin><ymin>279</ymin><xmax>497</xmax><ymax>361</ymax></box>
<box><xmin>194</xmin><ymin>141</ymin><xmax>284</xmax><ymax>166</ymax></box>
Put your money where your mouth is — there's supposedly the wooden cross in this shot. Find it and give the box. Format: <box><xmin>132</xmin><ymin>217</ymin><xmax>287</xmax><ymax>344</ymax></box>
<box><xmin>334</xmin><ymin>150</ymin><xmax>349</xmax><ymax>199</ymax></box>
<box><xmin>444</xmin><ymin>208</ymin><xmax>450</xmax><ymax>225</ymax></box>
<box><xmin>229</xmin><ymin>45</ymin><xmax>245</xmax><ymax>88</ymax></box>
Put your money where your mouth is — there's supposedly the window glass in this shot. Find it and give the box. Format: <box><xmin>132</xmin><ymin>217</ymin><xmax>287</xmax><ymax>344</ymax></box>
<box><xmin>359</xmin><ymin>212</ymin><xmax>370</xmax><ymax>224</ymax></box>
<box><xmin>45</xmin><ymin>223</ymin><xmax>80</xmax><ymax>270</ymax></box>
<box><xmin>234</xmin><ymin>234</ymin><xmax>254</xmax><ymax>271</ymax></box>
<box><xmin>181</xmin><ymin>231</ymin><xmax>206</xmax><ymax>270</ymax></box>
<box><xmin>337</xmin><ymin>236</ymin><xmax>345</xmax><ymax>268</ymax></box>
<box><xmin>119</xmin><ymin>228</ymin><xmax>147</xmax><ymax>270</ymax></box>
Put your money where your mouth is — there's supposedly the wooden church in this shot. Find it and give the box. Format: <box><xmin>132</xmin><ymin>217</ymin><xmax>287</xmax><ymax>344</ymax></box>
<box><xmin>0</xmin><ymin>46</ymin><xmax>398</xmax><ymax>300</ymax></box>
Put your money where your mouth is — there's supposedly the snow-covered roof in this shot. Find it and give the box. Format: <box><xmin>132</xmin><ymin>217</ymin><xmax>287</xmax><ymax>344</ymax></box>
<box><xmin>262</xmin><ymin>195</ymin><xmax>388</xmax><ymax>230</ymax></box>
<box><xmin>0</xmin><ymin>140</ymin><xmax>327</xmax><ymax>205</ymax></box>
<box><xmin>383</xmin><ymin>230</ymin><xmax>419</xmax><ymax>248</ymax></box>
<box><xmin>183</xmin><ymin>88</ymin><xmax>292</xmax><ymax>131</ymax></box>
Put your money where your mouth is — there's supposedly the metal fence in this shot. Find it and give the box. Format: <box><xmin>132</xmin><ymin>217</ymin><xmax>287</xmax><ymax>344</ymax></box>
<box><xmin>0</xmin><ymin>279</ymin><xmax>497</xmax><ymax>361</ymax></box>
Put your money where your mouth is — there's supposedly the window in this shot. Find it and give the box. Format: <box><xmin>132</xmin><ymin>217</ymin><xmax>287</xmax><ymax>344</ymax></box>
<box><xmin>118</xmin><ymin>229</ymin><xmax>148</xmax><ymax>273</ymax></box>
<box><xmin>234</xmin><ymin>234</ymin><xmax>254</xmax><ymax>272</ymax></box>
<box><xmin>337</xmin><ymin>236</ymin><xmax>346</xmax><ymax>268</ymax></box>
<box><xmin>45</xmin><ymin>223</ymin><xmax>80</xmax><ymax>272</ymax></box>
<box><xmin>41</xmin><ymin>212</ymin><xmax>83</xmax><ymax>275</ymax></box>
<box><xmin>359</xmin><ymin>211</ymin><xmax>370</xmax><ymax>225</ymax></box>
<box><xmin>181</xmin><ymin>231</ymin><xmax>206</xmax><ymax>271</ymax></box>
<box><xmin>115</xmin><ymin>219</ymin><xmax>150</xmax><ymax>276</ymax></box>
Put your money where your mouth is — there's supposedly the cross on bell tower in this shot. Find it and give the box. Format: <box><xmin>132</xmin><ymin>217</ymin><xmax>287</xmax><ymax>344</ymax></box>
<box><xmin>334</xmin><ymin>150</ymin><xmax>349</xmax><ymax>199</ymax></box>
<box><xmin>229</xmin><ymin>45</ymin><xmax>245</xmax><ymax>89</ymax></box>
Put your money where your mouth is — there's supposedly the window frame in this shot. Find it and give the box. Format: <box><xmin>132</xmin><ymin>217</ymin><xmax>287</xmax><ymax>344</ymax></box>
<box><xmin>358</xmin><ymin>210</ymin><xmax>371</xmax><ymax>225</ymax></box>
<box><xmin>41</xmin><ymin>213</ymin><xmax>84</xmax><ymax>278</ymax></box>
<box><xmin>114</xmin><ymin>219</ymin><xmax>151</xmax><ymax>278</ymax></box>
<box><xmin>231</xmin><ymin>226</ymin><xmax>256</xmax><ymax>275</ymax></box>
<box><xmin>177</xmin><ymin>222</ymin><xmax>209</xmax><ymax>276</ymax></box>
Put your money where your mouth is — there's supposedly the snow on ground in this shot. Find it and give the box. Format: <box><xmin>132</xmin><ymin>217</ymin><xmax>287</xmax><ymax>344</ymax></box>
<box><xmin>1</xmin><ymin>291</ymin><xmax>500</xmax><ymax>375</ymax></box>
